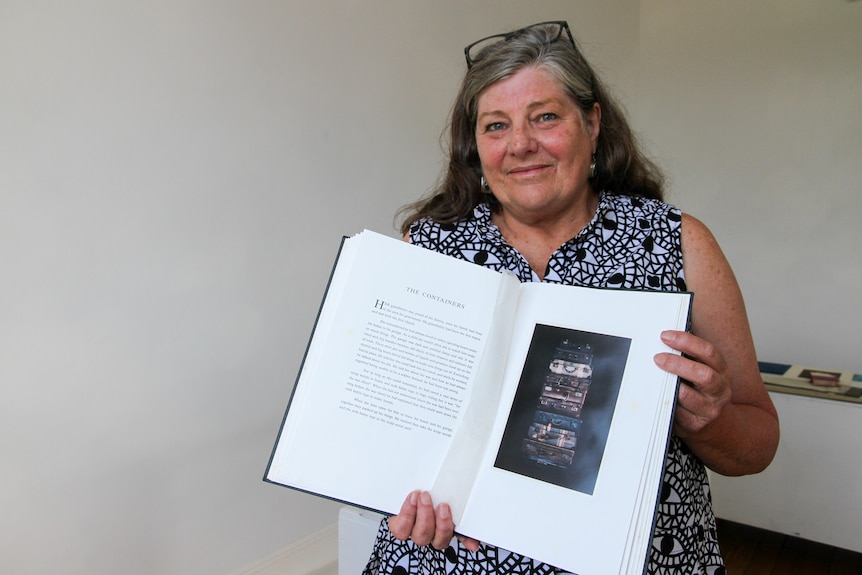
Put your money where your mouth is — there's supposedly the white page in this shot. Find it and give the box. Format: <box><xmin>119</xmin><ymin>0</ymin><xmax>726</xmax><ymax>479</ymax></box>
<box><xmin>267</xmin><ymin>231</ymin><xmax>508</xmax><ymax>516</ymax></box>
<box><xmin>621</xmin><ymin>382</ymin><xmax>675</xmax><ymax>573</ymax></box>
<box><xmin>431</xmin><ymin>270</ymin><xmax>522</xmax><ymax>522</ymax></box>
<box><xmin>458</xmin><ymin>282</ymin><xmax>690</xmax><ymax>575</ymax></box>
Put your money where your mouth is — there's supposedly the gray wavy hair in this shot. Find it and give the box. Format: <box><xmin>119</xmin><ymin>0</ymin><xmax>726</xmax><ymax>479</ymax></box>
<box><xmin>398</xmin><ymin>22</ymin><xmax>664</xmax><ymax>234</ymax></box>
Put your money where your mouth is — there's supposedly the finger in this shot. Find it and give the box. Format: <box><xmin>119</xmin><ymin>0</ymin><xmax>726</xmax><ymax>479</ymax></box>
<box><xmin>457</xmin><ymin>535</ymin><xmax>481</xmax><ymax>552</ymax></box>
<box><xmin>387</xmin><ymin>490</ymin><xmax>419</xmax><ymax>541</ymax></box>
<box><xmin>655</xmin><ymin>349</ymin><xmax>720</xmax><ymax>394</ymax></box>
<box><xmin>674</xmin><ymin>400</ymin><xmax>712</xmax><ymax>436</ymax></box>
<box><xmin>431</xmin><ymin>503</ymin><xmax>455</xmax><ymax>550</ymax></box>
<box><xmin>410</xmin><ymin>491</ymin><xmax>436</xmax><ymax>546</ymax></box>
<box><xmin>660</xmin><ymin>330</ymin><xmax>724</xmax><ymax>372</ymax></box>
<box><xmin>675</xmin><ymin>377</ymin><xmax>729</xmax><ymax>434</ymax></box>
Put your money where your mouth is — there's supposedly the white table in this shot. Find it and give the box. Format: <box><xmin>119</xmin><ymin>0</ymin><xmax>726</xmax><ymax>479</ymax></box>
<box><xmin>709</xmin><ymin>390</ymin><xmax>862</xmax><ymax>553</ymax></box>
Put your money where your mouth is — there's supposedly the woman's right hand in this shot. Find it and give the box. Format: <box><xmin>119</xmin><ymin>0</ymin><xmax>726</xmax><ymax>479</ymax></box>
<box><xmin>387</xmin><ymin>490</ymin><xmax>480</xmax><ymax>552</ymax></box>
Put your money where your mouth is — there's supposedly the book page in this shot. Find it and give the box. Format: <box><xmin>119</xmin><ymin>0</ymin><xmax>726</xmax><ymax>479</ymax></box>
<box><xmin>431</xmin><ymin>269</ymin><xmax>521</xmax><ymax>522</ymax></box>
<box><xmin>266</xmin><ymin>231</ymin><xmax>508</xmax><ymax>516</ymax></box>
<box><xmin>458</xmin><ymin>282</ymin><xmax>690</xmax><ymax>575</ymax></box>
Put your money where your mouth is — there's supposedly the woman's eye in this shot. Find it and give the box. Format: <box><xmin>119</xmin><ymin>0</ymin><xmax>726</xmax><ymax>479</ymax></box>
<box><xmin>485</xmin><ymin>122</ymin><xmax>506</xmax><ymax>132</ymax></box>
<box><xmin>537</xmin><ymin>112</ymin><xmax>558</xmax><ymax>122</ymax></box>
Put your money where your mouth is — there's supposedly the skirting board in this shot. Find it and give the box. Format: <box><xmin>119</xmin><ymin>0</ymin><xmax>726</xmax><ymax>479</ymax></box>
<box><xmin>230</xmin><ymin>522</ymin><xmax>338</xmax><ymax>575</ymax></box>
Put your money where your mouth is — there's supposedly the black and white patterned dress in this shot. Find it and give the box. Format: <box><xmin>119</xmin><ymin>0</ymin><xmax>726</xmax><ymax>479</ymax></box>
<box><xmin>362</xmin><ymin>192</ymin><xmax>726</xmax><ymax>575</ymax></box>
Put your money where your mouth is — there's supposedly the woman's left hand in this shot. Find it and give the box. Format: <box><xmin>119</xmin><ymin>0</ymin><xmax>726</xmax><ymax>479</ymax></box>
<box><xmin>654</xmin><ymin>330</ymin><xmax>732</xmax><ymax>438</ymax></box>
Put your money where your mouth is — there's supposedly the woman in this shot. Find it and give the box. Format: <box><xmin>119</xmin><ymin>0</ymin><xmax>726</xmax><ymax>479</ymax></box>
<box><xmin>363</xmin><ymin>21</ymin><xmax>779</xmax><ymax>575</ymax></box>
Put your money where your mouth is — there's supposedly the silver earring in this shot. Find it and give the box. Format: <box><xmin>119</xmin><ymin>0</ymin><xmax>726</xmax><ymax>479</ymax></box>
<box><xmin>480</xmin><ymin>175</ymin><xmax>491</xmax><ymax>192</ymax></box>
<box><xmin>589</xmin><ymin>155</ymin><xmax>597</xmax><ymax>178</ymax></box>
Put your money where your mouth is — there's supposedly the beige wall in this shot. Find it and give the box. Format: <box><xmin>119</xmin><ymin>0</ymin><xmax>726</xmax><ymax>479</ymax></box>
<box><xmin>635</xmin><ymin>0</ymin><xmax>861</xmax><ymax>368</ymax></box>
<box><xmin>0</xmin><ymin>1</ymin><xmax>858</xmax><ymax>574</ymax></box>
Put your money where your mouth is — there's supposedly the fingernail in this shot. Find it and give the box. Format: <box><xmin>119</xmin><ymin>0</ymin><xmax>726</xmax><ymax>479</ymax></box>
<box><xmin>439</xmin><ymin>503</ymin><xmax>451</xmax><ymax>520</ymax></box>
<box><xmin>408</xmin><ymin>490</ymin><xmax>418</xmax><ymax>505</ymax></box>
<box><xmin>420</xmin><ymin>491</ymin><xmax>432</xmax><ymax>505</ymax></box>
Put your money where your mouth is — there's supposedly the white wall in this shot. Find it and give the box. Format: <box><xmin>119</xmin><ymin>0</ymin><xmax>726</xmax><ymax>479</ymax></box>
<box><xmin>1</xmin><ymin>1</ymin><xmax>859</xmax><ymax>574</ymax></box>
<box><xmin>0</xmin><ymin>2</ymin><xmax>636</xmax><ymax>574</ymax></box>
<box><xmin>635</xmin><ymin>0</ymin><xmax>862</xmax><ymax>369</ymax></box>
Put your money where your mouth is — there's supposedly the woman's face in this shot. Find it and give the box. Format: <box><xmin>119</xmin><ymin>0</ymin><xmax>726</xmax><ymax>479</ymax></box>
<box><xmin>475</xmin><ymin>66</ymin><xmax>600</xmax><ymax>223</ymax></box>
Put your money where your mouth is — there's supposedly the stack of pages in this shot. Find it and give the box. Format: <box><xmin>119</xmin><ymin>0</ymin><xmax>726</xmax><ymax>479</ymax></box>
<box><xmin>265</xmin><ymin>230</ymin><xmax>691</xmax><ymax>575</ymax></box>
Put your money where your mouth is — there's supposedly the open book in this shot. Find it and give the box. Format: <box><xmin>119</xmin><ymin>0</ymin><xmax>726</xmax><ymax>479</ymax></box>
<box><xmin>265</xmin><ymin>230</ymin><xmax>692</xmax><ymax>575</ymax></box>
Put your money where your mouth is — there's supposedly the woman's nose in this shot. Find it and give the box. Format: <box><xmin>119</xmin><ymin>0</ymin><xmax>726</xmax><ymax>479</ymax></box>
<box><xmin>509</xmin><ymin>124</ymin><xmax>537</xmax><ymax>155</ymax></box>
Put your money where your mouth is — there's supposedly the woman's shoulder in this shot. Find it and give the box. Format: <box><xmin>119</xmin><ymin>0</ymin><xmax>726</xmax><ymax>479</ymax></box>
<box><xmin>599</xmin><ymin>193</ymin><xmax>682</xmax><ymax>237</ymax></box>
<box><xmin>678</xmin><ymin>212</ymin><xmax>724</xmax><ymax>263</ymax></box>
<box><xmin>604</xmin><ymin>192</ymin><xmax>679</xmax><ymax>216</ymax></box>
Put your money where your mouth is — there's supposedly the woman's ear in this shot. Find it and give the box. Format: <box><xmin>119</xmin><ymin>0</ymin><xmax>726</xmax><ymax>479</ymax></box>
<box><xmin>587</xmin><ymin>102</ymin><xmax>602</xmax><ymax>145</ymax></box>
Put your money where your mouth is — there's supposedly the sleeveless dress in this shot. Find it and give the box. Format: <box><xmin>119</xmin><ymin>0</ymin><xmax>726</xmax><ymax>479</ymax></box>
<box><xmin>362</xmin><ymin>192</ymin><xmax>726</xmax><ymax>575</ymax></box>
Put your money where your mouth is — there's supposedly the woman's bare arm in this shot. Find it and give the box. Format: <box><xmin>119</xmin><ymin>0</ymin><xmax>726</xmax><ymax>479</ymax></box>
<box><xmin>654</xmin><ymin>213</ymin><xmax>779</xmax><ymax>476</ymax></box>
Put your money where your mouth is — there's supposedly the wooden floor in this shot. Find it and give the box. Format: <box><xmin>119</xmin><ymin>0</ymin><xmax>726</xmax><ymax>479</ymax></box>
<box><xmin>716</xmin><ymin>519</ymin><xmax>862</xmax><ymax>574</ymax></box>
